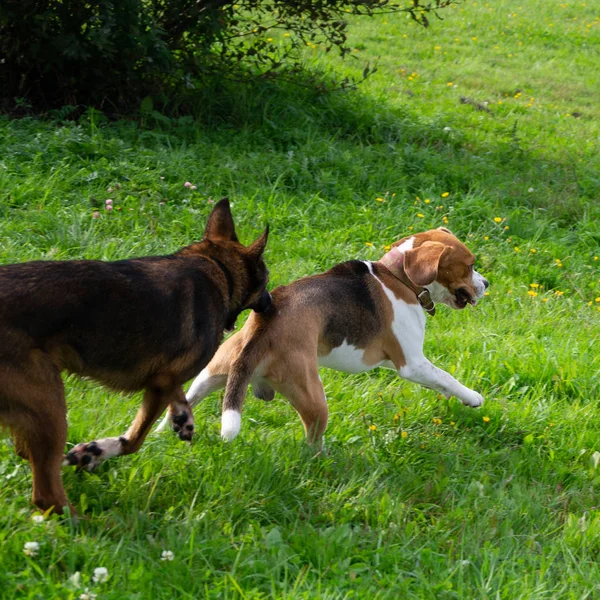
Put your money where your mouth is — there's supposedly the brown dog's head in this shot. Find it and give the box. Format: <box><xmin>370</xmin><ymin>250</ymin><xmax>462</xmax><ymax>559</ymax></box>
<box><xmin>181</xmin><ymin>198</ymin><xmax>272</xmax><ymax>328</ymax></box>
<box><xmin>389</xmin><ymin>227</ymin><xmax>489</xmax><ymax>309</ymax></box>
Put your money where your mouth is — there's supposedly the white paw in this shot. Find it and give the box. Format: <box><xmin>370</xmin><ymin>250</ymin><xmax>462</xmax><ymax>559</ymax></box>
<box><xmin>221</xmin><ymin>410</ymin><xmax>241</xmax><ymax>441</ymax></box>
<box><xmin>462</xmin><ymin>391</ymin><xmax>484</xmax><ymax>408</ymax></box>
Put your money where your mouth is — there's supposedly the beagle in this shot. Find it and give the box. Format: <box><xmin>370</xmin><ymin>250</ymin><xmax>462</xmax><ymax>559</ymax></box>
<box><xmin>158</xmin><ymin>227</ymin><xmax>488</xmax><ymax>446</ymax></box>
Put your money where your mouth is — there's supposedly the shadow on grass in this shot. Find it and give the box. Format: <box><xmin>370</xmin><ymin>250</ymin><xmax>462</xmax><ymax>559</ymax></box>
<box><xmin>129</xmin><ymin>77</ymin><xmax>600</xmax><ymax>231</ymax></box>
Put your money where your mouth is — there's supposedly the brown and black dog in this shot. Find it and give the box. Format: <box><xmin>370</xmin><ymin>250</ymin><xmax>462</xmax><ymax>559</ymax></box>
<box><xmin>0</xmin><ymin>198</ymin><xmax>271</xmax><ymax>514</ymax></box>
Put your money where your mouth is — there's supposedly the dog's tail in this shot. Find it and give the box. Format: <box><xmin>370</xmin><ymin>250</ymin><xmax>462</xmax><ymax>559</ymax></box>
<box><xmin>220</xmin><ymin>334</ymin><xmax>265</xmax><ymax>442</ymax></box>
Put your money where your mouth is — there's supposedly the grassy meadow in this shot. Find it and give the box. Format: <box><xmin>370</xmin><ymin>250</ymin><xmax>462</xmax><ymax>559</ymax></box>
<box><xmin>1</xmin><ymin>0</ymin><xmax>599</xmax><ymax>597</ymax></box>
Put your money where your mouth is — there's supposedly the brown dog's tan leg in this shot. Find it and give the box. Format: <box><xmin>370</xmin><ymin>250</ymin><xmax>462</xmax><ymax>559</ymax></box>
<box><xmin>27</xmin><ymin>406</ymin><xmax>69</xmax><ymax>513</ymax></box>
<box><xmin>64</xmin><ymin>381</ymin><xmax>183</xmax><ymax>470</ymax></box>
<box><xmin>1</xmin><ymin>355</ymin><xmax>70</xmax><ymax>514</ymax></box>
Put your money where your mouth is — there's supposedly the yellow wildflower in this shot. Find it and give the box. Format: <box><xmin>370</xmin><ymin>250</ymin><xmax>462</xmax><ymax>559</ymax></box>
<box><xmin>441</xmin><ymin>192</ymin><xmax>450</xmax><ymax>198</ymax></box>
<box><xmin>369</xmin><ymin>424</ymin><xmax>377</xmax><ymax>431</ymax></box>
<box><xmin>483</xmin><ymin>416</ymin><xmax>491</xmax><ymax>423</ymax></box>
<box><xmin>494</xmin><ymin>217</ymin><xmax>502</xmax><ymax>223</ymax></box>
<box><xmin>365</xmin><ymin>242</ymin><xmax>373</xmax><ymax>247</ymax></box>
<box><xmin>528</xmin><ymin>290</ymin><xmax>538</xmax><ymax>297</ymax></box>
<box><xmin>401</xmin><ymin>431</ymin><xmax>408</xmax><ymax>439</ymax></box>
<box><xmin>417</xmin><ymin>213</ymin><xmax>425</xmax><ymax>218</ymax></box>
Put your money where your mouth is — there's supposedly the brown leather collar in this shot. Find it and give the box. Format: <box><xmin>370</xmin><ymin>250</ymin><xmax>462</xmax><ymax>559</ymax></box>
<box><xmin>378</xmin><ymin>253</ymin><xmax>436</xmax><ymax>316</ymax></box>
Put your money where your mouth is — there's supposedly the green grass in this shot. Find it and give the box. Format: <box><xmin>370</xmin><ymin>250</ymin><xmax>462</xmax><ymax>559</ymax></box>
<box><xmin>1</xmin><ymin>0</ymin><xmax>600</xmax><ymax>598</ymax></box>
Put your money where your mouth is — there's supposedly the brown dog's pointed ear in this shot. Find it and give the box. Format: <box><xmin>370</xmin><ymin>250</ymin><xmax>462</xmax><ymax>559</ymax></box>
<box><xmin>403</xmin><ymin>241</ymin><xmax>448</xmax><ymax>287</ymax></box>
<box><xmin>203</xmin><ymin>198</ymin><xmax>238</xmax><ymax>242</ymax></box>
<box><xmin>247</xmin><ymin>225</ymin><xmax>269</xmax><ymax>259</ymax></box>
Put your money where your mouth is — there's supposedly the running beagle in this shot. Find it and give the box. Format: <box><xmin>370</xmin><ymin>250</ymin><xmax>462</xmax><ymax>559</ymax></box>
<box><xmin>158</xmin><ymin>227</ymin><xmax>488</xmax><ymax>446</ymax></box>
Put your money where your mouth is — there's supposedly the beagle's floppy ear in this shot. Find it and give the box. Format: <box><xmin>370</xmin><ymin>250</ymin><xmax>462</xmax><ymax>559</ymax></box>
<box><xmin>403</xmin><ymin>241</ymin><xmax>448</xmax><ymax>287</ymax></box>
<box><xmin>246</xmin><ymin>224</ymin><xmax>269</xmax><ymax>259</ymax></box>
<box><xmin>437</xmin><ymin>226</ymin><xmax>453</xmax><ymax>235</ymax></box>
<box><xmin>203</xmin><ymin>198</ymin><xmax>239</xmax><ymax>242</ymax></box>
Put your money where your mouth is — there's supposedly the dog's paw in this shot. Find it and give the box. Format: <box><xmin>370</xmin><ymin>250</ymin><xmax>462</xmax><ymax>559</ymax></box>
<box><xmin>171</xmin><ymin>408</ymin><xmax>195</xmax><ymax>442</ymax></box>
<box><xmin>461</xmin><ymin>391</ymin><xmax>484</xmax><ymax>408</ymax></box>
<box><xmin>62</xmin><ymin>437</ymin><xmax>124</xmax><ymax>470</ymax></box>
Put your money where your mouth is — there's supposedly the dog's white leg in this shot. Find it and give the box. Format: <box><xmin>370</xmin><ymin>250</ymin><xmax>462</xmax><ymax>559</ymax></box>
<box><xmin>398</xmin><ymin>359</ymin><xmax>484</xmax><ymax>407</ymax></box>
<box><xmin>155</xmin><ymin>369</ymin><xmax>227</xmax><ymax>433</ymax></box>
<box><xmin>63</xmin><ymin>437</ymin><xmax>125</xmax><ymax>471</ymax></box>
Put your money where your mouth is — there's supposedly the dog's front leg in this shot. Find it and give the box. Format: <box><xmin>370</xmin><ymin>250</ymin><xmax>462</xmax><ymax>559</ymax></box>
<box><xmin>398</xmin><ymin>359</ymin><xmax>484</xmax><ymax>407</ymax></box>
<box><xmin>64</xmin><ymin>384</ymin><xmax>186</xmax><ymax>470</ymax></box>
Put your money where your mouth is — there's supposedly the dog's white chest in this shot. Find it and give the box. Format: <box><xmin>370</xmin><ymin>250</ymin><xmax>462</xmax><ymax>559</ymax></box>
<box><xmin>317</xmin><ymin>264</ymin><xmax>427</xmax><ymax>375</ymax></box>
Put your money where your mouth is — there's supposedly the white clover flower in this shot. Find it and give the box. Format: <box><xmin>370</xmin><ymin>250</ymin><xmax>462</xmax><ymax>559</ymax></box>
<box><xmin>69</xmin><ymin>572</ymin><xmax>82</xmax><ymax>588</ymax></box>
<box><xmin>23</xmin><ymin>541</ymin><xmax>40</xmax><ymax>556</ymax></box>
<box><xmin>79</xmin><ymin>588</ymin><xmax>97</xmax><ymax>600</ymax></box>
<box><xmin>92</xmin><ymin>567</ymin><xmax>109</xmax><ymax>583</ymax></box>
<box><xmin>31</xmin><ymin>514</ymin><xmax>45</xmax><ymax>524</ymax></box>
<box><xmin>161</xmin><ymin>550</ymin><xmax>175</xmax><ymax>561</ymax></box>
<box><xmin>528</xmin><ymin>187</ymin><xmax>534</xmax><ymax>193</ymax></box>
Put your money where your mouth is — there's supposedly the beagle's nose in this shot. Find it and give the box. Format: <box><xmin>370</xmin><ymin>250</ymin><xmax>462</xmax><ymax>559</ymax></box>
<box><xmin>483</xmin><ymin>278</ymin><xmax>489</xmax><ymax>289</ymax></box>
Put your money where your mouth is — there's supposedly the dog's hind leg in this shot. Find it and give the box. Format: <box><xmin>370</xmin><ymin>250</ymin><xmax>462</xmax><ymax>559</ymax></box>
<box><xmin>270</xmin><ymin>360</ymin><xmax>328</xmax><ymax>449</ymax></box>
<box><xmin>65</xmin><ymin>381</ymin><xmax>183</xmax><ymax>470</ymax></box>
<box><xmin>1</xmin><ymin>353</ymin><xmax>70</xmax><ymax>514</ymax></box>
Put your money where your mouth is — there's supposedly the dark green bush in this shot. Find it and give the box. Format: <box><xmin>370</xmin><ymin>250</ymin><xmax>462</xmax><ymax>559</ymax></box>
<box><xmin>0</xmin><ymin>0</ymin><xmax>452</xmax><ymax>113</ymax></box>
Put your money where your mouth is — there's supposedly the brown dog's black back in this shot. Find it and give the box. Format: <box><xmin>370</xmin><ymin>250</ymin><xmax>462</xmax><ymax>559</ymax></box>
<box><xmin>0</xmin><ymin>256</ymin><xmax>226</xmax><ymax>387</ymax></box>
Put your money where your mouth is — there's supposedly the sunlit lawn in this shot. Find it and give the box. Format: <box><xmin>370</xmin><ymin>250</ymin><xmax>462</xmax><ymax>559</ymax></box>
<box><xmin>0</xmin><ymin>0</ymin><xmax>599</xmax><ymax>598</ymax></box>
